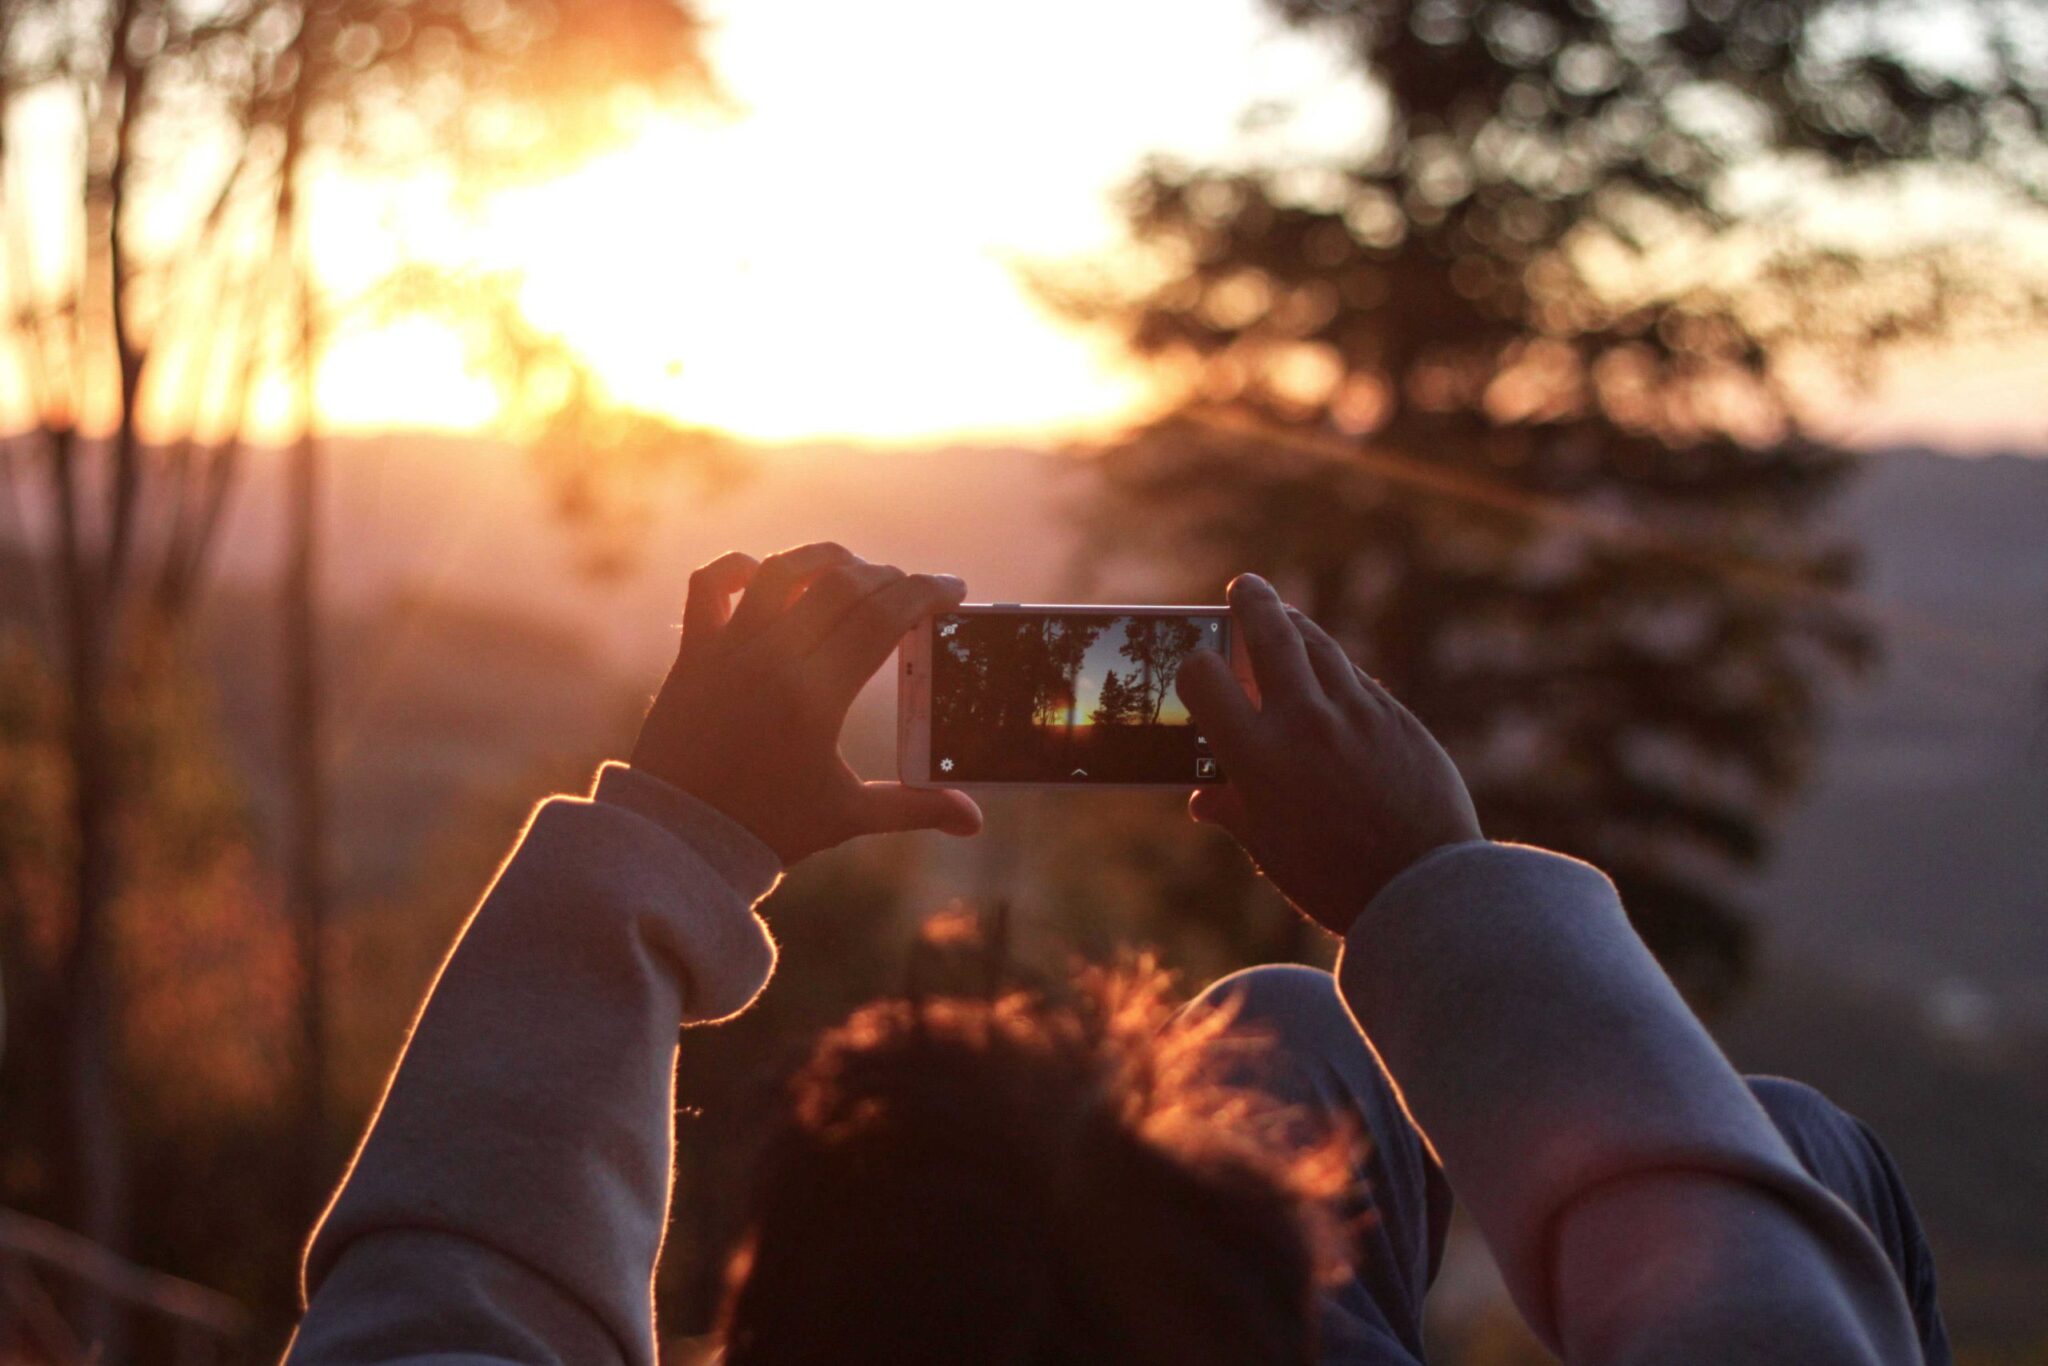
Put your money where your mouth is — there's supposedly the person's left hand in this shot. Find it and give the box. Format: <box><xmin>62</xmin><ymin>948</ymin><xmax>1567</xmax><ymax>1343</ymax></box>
<box><xmin>631</xmin><ymin>542</ymin><xmax>983</xmax><ymax>865</ymax></box>
<box><xmin>1174</xmin><ymin>574</ymin><xmax>1481</xmax><ymax>935</ymax></box>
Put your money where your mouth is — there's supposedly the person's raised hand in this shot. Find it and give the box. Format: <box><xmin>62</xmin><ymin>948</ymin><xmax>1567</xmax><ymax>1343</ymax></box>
<box><xmin>1174</xmin><ymin>574</ymin><xmax>1481</xmax><ymax>936</ymax></box>
<box><xmin>631</xmin><ymin>543</ymin><xmax>983</xmax><ymax>865</ymax></box>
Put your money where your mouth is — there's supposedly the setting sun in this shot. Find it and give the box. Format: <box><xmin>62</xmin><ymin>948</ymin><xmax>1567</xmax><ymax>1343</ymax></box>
<box><xmin>309</xmin><ymin>116</ymin><xmax>1158</xmax><ymax>444</ymax></box>
<box><xmin>302</xmin><ymin>0</ymin><xmax>1374</xmax><ymax>446</ymax></box>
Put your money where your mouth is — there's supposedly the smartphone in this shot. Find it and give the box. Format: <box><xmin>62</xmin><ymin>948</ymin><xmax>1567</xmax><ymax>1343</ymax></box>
<box><xmin>897</xmin><ymin>604</ymin><xmax>1252</xmax><ymax>788</ymax></box>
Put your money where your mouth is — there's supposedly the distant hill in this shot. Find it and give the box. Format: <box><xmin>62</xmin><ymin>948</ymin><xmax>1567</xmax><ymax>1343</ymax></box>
<box><xmin>1753</xmin><ymin>449</ymin><xmax>2048</xmax><ymax>1032</ymax></box>
<box><xmin>194</xmin><ymin>433</ymin><xmax>1088</xmax><ymax>677</ymax></box>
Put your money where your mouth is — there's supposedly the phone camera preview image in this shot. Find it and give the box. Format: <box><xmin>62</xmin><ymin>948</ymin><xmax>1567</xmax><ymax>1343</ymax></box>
<box><xmin>929</xmin><ymin>612</ymin><xmax>1230</xmax><ymax>784</ymax></box>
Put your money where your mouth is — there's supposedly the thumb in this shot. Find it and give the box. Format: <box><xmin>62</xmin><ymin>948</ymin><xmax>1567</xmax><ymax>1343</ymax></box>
<box><xmin>1188</xmin><ymin>784</ymin><xmax>1247</xmax><ymax>834</ymax></box>
<box><xmin>857</xmin><ymin>782</ymin><xmax>985</xmax><ymax>837</ymax></box>
<box><xmin>1176</xmin><ymin>649</ymin><xmax>1258</xmax><ymax>763</ymax></box>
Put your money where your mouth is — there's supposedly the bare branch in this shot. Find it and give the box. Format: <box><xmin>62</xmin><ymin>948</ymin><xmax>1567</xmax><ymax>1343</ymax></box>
<box><xmin>99</xmin><ymin>0</ymin><xmax>150</xmax><ymax>600</ymax></box>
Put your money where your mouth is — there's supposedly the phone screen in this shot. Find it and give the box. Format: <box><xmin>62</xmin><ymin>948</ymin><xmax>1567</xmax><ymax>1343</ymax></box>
<box><xmin>929</xmin><ymin>611</ymin><xmax>1230</xmax><ymax>784</ymax></box>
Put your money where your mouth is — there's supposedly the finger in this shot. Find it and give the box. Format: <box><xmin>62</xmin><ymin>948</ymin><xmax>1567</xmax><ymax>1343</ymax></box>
<box><xmin>1352</xmin><ymin>664</ymin><xmax>1419</xmax><ymax>726</ymax></box>
<box><xmin>1229</xmin><ymin>574</ymin><xmax>1316</xmax><ymax>706</ymax></box>
<box><xmin>1175</xmin><ymin>648</ymin><xmax>1259</xmax><ymax>764</ymax></box>
<box><xmin>772</xmin><ymin>562</ymin><xmax>906</xmax><ymax>653</ymax></box>
<box><xmin>1188</xmin><ymin>784</ymin><xmax>1247</xmax><ymax>833</ymax></box>
<box><xmin>1286</xmin><ymin>606</ymin><xmax>1370</xmax><ymax>708</ymax></box>
<box><xmin>679</xmin><ymin>551</ymin><xmax>760</xmax><ymax>656</ymax></box>
<box><xmin>856</xmin><ymin>782</ymin><xmax>984</xmax><ymax>837</ymax></box>
<box><xmin>726</xmin><ymin>542</ymin><xmax>859</xmax><ymax>638</ymax></box>
<box><xmin>812</xmin><ymin>572</ymin><xmax>967</xmax><ymax>702</ymax></box>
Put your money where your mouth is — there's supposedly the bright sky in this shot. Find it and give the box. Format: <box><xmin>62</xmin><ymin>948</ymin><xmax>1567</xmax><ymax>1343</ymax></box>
<box><xmin>1073</xmin><ymin>620</ymin><xmax>1215</xmax><ymax>725</ymax></box>
<box><xmin>301</xmin><ymin>0</ymin><xmax>2045</xmax><ymax>451</ymax></box>
<box><xmin>310</xmin><ymin>0</ymin><xmax>1373</xmax><ymax>445</ymax></box>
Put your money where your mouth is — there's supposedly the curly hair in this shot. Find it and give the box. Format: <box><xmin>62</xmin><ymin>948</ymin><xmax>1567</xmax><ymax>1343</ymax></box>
<box><xmin>718</xmin><ymin>955</ymin><xmax>1352</xmax><ymax>1365</ymax></box>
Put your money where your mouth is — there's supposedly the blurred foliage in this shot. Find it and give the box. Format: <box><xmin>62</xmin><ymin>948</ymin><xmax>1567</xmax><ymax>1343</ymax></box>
<box><xmin>0</xmin><ymin>626</ymin><xmax>302</xmax><ymax>1329</ymax></box>
<box><xmin>2</xmin><ymin>570</ymin><xmax>682</xmax><ymax>1349</ymax></box>
<box><xmin>1014</xmin><ymin>790</ymin><xmax>1311</xmax><ymax>983</ymax></box>
<box><xmin>1048</xmin><ymin>0</ymin><xmax>2048</xmax><ymax>1006</ymax></box>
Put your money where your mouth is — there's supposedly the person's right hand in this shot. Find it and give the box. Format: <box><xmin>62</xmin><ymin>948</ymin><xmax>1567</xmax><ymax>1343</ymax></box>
<box><xmin>630</xmin><ymin>542</ymin><xmax>982</xmax><ymax>866</ymax></box>
<box><xmin>1174</xmin><ymin>574</ymin><xmax>1482</xmax><ymax>937</ymax></box>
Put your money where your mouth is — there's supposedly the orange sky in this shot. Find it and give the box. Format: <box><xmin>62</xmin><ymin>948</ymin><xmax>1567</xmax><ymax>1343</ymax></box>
<box><xmin>273</xmin><ymin>0</ymin><xmax>2045</xmax><ymax>453</ymax></box>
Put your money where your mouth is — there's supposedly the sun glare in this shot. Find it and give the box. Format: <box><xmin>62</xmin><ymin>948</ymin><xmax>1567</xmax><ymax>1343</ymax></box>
<box><xmin>292</xmin><ymin>0</ymin><xmax>2048</xmax><ymax>453</ymax></box>
<box><xmin>304</xmin><ymin>111</ymin><xmax>1157</xmax><ymax>445</ymax></box>
<box><xmin>298</xmin><ymin>0</ymin><xmax>1359</xmax><ymax>447</ymax></box>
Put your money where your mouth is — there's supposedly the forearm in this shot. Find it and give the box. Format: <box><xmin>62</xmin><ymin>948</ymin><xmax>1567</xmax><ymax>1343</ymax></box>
<box><xmin>1334</xmin><ymin>842</ymin><xmax>1920</xmax><ymax>1365</ymax></box>
<box><xmin>1553</xmin><ymin>1170</ymin><xmax>1913</xmax><ymax>1365</ymax></box>
<box><xmin>290</xmin><ymin>764</ymin><xmax>781</xmax><ymax>1365</ymax></box>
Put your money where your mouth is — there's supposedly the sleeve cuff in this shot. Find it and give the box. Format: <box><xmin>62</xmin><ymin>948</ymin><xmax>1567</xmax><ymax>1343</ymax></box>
<box><xmin>1336</xmin><ymin>839</ymin><xmax>1609</xmax><ymax>1008</ymax></box>
<box><xmin>590</xmin><ymin>761</ymin><xmax>783</xmax><ymax>908</ymax></box>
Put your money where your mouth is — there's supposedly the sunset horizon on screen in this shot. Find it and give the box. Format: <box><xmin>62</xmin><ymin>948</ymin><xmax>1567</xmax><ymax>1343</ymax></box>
<box><xmin>929</xmin><ymin>611</ymin><xmax>1225</xmax><ymax>784</ymax></box>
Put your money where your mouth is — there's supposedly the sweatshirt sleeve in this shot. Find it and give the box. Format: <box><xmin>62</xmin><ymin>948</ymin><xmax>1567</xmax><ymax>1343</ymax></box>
<box><xmin>1334</xmin><ymin>842</ymin><xmax>1923</xmax><ymax>1366</ymax></box>
<box><xmin>287</xmin><ymin>762</ymin><xmax>782</xmax><ymax>1366</ymax></box>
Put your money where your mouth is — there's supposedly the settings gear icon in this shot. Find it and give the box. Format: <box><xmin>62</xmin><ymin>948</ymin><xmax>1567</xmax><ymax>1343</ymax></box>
<box><xmin>939</xmin><ymin>758</ymin><xmax>955</xmax><ymax>773</ymax></box>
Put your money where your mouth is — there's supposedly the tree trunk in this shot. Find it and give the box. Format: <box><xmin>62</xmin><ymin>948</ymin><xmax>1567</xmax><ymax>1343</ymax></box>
<box><xmin>48</xmin><ymin>439</ymin><xmax>129</xmax><ymax>1350</ymax></box>
<box><xmin>282</xmin><ymin>243</ymin><xmax>335</xmax><ymax>1234</ymax></box>
<box><xmin>58</xmin><ymin>653</ymin><xmax>122</xmax><ymax>1245</ymax></box>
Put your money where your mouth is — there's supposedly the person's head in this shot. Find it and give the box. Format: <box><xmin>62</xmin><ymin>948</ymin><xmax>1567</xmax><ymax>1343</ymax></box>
<box><xmin>718</xmin><ymin>964</ymin><xmax>1347</xmax><ymax>1365</ymax></box>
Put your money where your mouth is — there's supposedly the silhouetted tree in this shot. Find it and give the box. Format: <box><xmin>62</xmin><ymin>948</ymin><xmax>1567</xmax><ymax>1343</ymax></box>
<box><xmin>1091</xmin><ymin>670</ymin><xmax>1144</xmax><ymax>726</ymax></box>
<box><xmin>1052</xmin><ymin>0</ymin><xmax>2048</xmax><ymax>1001</ymax></box>
<box><xmin>1044</xmin><ymin>618</ymin><xmax>1107</xmax><ymax>733</ymax></box>
<box><xmin>1119</xmin><ymin>618</ymin><xmax>1206</xmax><ymax>724</ymax></box>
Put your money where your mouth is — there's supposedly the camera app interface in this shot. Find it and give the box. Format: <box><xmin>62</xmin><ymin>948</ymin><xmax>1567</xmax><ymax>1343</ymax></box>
<box><xmin>930</xmin><ymin>612</ymin><xmax>1229</xmax><ymax>783</ymax></box>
